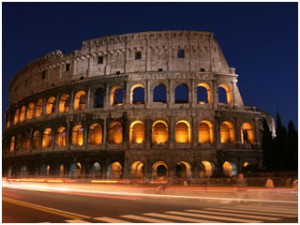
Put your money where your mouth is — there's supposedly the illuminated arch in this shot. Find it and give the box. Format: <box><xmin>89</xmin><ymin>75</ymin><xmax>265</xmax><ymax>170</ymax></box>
<box><xmin>27</xmin><ymin>103</ymin><xmax>35</xmax><ymax>120</ymax></box>
<box><xmin>153</xmin><ymin>84</ymin><xmax>167</xmax><ymax>103</ymax></box>
<box><xmin>36</xmin><ymin>99</ymin><xmax>43</xmax><ymax>118</ymax></box>
<box><xmin>110</xmin><ymin>86</ymin><xmax>124</xmax><ymax>106</ymax></box>
<box><xmin>59</xmin><ymin>94</ymin><xmax>70</xmax><ymax>113</ymax></box>
<box><xmin>89</xmin><ymin>123</ymin><xmax>103</xmax><ymax>145</ymax></box>
<box><xmin>32</xmin><ymin>130</ymin><xmax>40</xmax><ymax>149</ymax></box>
<box><xmin>152</xmin><ymin>120</ymin><xmax>168</xmax><ymax>144</ymax></box>
<box><xmin>10</xmin><ymin>136</ymin><xmax>15</xmax><ymax>152</ymax></box>
<box><xmin>223</xmin><ymin>161</ymin><xmax>237</xmax><ymax>177</ymax></box>
<box><xmin>56</xmin><ymin>127</ymin><xmax>67</xmax><ymax>147</ymax></box>
<box><xmin>109</xmin><ymin>162</ymin><xmax>122</xmax><ymax>179</ymax></box>
<box><xmin>19</xmin><ymin>106</ymin><xmax>26</xmax><ymax>122</ymax></box>
<box><xmin>72</xmin><ymin>125</ymin><xmax>84</xmax><ymax>146</ymax></box>
<box><xmin>6</xmin><ymin>115</ymin><xmax>11</xmax><ymax>128</ymax></box>
<box><xmin>200</xmin><ymin>161</ymin><xmax>214</xmax><ymax>177</ymax></box>
<box><xmin>197</xmin><ymin>83</ymin><xmax>211</xmax><ymax>104</ymax></box>
<box><xmin>175</xmin><ymin>120</ymin><xmax>191</xmax><ymax>143</ymax></box>
<box><xmin>241</xmin><ymin>122</ymin><xmax>254</xmax><ymax>144</ymax></box>
<box><xmin>14</xmin><ymin>109</ymin><xmax>20</xmax><ymax>124</ymax></box>
<box><xmin>153</xmin><ymin>161</ymin><xmax>168</xmax><ymax>177</ymax></box>
<box><xmin>46</xmin><ymin>96</ymin><xmax>56</xmax><ymax>115</ymax></box>
<box><xmin>108</xmin><ymin>121</ymin><xmax>123</xmax><ymax>144</ymax></box>
<box><xmin>130</xmin><ymin>84</ymin><xmax>145</xmax><ymax>104</ymax></box>
<box><xmin>175</xmin><ymin>161</ymin><xmax>192</xmax><ymax>178</ymax></box>
<box><xmin>175</xmin><ymin>83</ymin><xmax>189</xmax><ymax>103</ymax></box>
<box><xmin>220</xmin><ymin>121</ymin><xmax>235</xmax><ymax>143</ymax></box>
<box><xmin>218</xmin><ymin>84</ymin><xmax>232</xmax><ymax>105</ymax></box>
<box><xmin>131</xmin><ymin>161</ymin><xmax>144</xmax><ymax>178</ymax></box>
<box><xmin>198</xmin><ymin>120</ymin><xmax>214</xmax><ymax>143</ymax></box>
<box><xmin>130</xmin><ymin>121</ymin><xmax>145</xmax><ymax>144</ymax></box>
<box><xmin>74</xmin><ymin>91</ymin><xmax>87</xmax><ymax>110</ymax></box>
<box><xmin>42</xmin><ymin>128</ymin><xmax>53</xmax><ymax>148</ymax></box>
<box><xmin>22</xmin><ymin>132</ymin><xmax>30</xmax><ymax>150</ymax></box>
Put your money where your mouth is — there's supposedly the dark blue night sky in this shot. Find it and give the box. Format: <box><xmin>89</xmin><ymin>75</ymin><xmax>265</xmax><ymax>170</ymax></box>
<box><xmin>2</xmin><ymin>2</ymin><xmax>298</xmax><ymax>129</ymax></box>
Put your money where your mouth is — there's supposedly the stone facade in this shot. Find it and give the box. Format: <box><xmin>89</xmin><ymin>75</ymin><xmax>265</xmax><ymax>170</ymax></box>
<box><xmin>3</xmin><ymin>30</ymin><xmax>274</xmax><ymax>180</ymax></box>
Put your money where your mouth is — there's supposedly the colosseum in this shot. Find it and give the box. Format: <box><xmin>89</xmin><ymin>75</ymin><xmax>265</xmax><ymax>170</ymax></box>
<box><xmin>3</xmin><ymin>30</ymin><xmax>274</xmax><ymax>181</ymax></box>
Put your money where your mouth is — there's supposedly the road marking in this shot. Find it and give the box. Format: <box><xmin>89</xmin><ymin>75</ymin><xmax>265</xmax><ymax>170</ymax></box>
<box><xmin>65</xmin><ymin>219</ymin><xmax>89</xmax><ymax>223</ymax></box>
<box><xmin>233</xmin><ymin>205</ymin><xmax>298</xmax><ymax>213</ymax></box>
<box><xmin>205</xmin><ymin>207</ymin><xmax>297</xmax><ymax>218</ymax></box>
<box><xmin>2</xmin><ymin>197</ymin><xmax>89</xmax><ymax>220</ymax></box>
<box><xmin>187</xmin><ymin>209</ymin><xmax>281</xmax><ymax>221</ymax></box>
<box><xmin>143</xmin><ymin>212</ymin><xmax>217</xmax><ymax>223</ymax></box>
<box><xmin>166</xmin><ymin>211</ymin><xmax>262</xmax><ymax>223</ymax></box>
<box><xmin>94</xmin><ymin>217</ymin><xmax>129</xmax><ymax>223</ymax></box>
<box><xmin>218</xmin><ymin>206</ymin><xmax>298</xmax><ymax>215</ymax></box>
<box><xmin>121</xmin><ymin>214</ymin><xmax>173</xmax><ymax>223</ymax></box>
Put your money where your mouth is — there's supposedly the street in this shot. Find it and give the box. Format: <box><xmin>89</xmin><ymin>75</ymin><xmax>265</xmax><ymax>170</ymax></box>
<box><xmin>2</xmin><ymin>181</ymin><xmax>298</xmax><ymax>223</ymax></box>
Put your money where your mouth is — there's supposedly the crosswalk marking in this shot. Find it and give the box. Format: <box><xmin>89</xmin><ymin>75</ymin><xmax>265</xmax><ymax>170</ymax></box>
<box><xmin>187</xmin><ymin>209</ymin><xmax>281</xmax><ymax>221</ymax></box>
<box><xmin>65</xmin><ymin>219</ymin><xmax>88</xmax><ymax>223</ymax></box>
<box><xmin>143</xmin><ymin>212</ymin><xmax>218</xmax><ymax>223</ymax></box>
<box><xmin>166</xmin><ymin>211</ymin><xmax>262</xmax><ymax>223</ymax></box>
<box><xmin>94</xmin><ymin>217</ymin><xmax>129</xmax><ymax>223</ymax></box>
<box><xmin>234</xmin><ymin>204</ymin><xmax>298</xmax><ymax>213</ymax></box>
<box><xmin>121</xmin><ymin>214</ymin><xmax>173</xmax><ymax>223</ymax></box>
<box><xmin>217</xmin><ymin>206</ymin><xmax>298</xmax><ymax>215</ymax></box>
<box><xmin>207</xmin><ymin>207</ymin><xmax>297</xmax><ymax>218</ymax></box>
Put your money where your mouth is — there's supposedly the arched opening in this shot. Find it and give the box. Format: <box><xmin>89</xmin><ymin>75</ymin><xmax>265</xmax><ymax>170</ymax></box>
<box><xmin>175</xmin><ymin>84</ymin><xmax>189</xmax><ymax>103</ymax></box>
<box><xmin>20</xmin><ymin>165</ymin><xmax>28</xmax><ymax>177</ymax></box>
<box><xmin>10</xmin><ymin>136</ymin><xmax>15</xmax><ymax>152</ymax></box>
<box><xmin>46</xmin><ymin>96</ymin><xmax>56</xmax><ymax>115</ymax></box>
<box><xmin>153</xmin><ymin>84</ymin><xmax>167</xmax><ymax>103</ymax></box>
<box><xmin>175</xmin><ymin>120</ymin><xmax>191</xmax><ymax>143</ymax></box>
<box><xmin>14</xmin><ymin>109</ymin><xmax>20</xmax><ymax>124</ymax></box>
<box><xmin>89</xmin><ymin>123</ymin><xmax>103</xmax><ymax>145</ymax></box>
<box><xmin>59</xmin><ymin>94</ymin><xmax>70</xmax><ymax>113</ymax></box>
<box><xmin>60</xmin><ymin>164</ymin><xmax>65</xmax><ymax>177</ymax></box>
<box><xmin>6</xmin><ymin>115</ymin><xmax>11</xmax><ymax>128</ymax></box>
<box><xmin>130</xmin><ymin>121</ymin><xmax>145</xmax><ymax>144</ymax></box>
<box><xmin>93</xmin><ymin>88</ymin><xmax>104</xmax><ymax>108</ymax></box>
<box><xmin>32</xmin><ymin>130</ymin><xmax>40</xmax><ymax>150</ymax></box>
<box><xmin>131</xmin><ymin>161</ymin><xmax>144</xmax><ymax>178</ymax></box>
<box><xmin>152</xmin><ymin>121</ymin><xmax>168</xmax><ymax>144</ymax></box>
<box><xmin>36</xmin><ymin>99</ymin><xmax>43</xmax><ymax>118</ymax></box>
<box><xmin>223</xmin><ymin>161</ymin><xmax>237</xmax><ymax>177</ymax></box>
<box><xmin>56</xmin><ymin>127</ymin><xmax>67</xmax><ymax>147</ymax></box>
<box><xmin>74</xmin><ymin>91</ymin><xmax>87</xmax><ymax>110</ymax></box>
<box><xmin>91</xmin><ymin>162</ymin><xmax>101</xmax><ymax>178</ymax></box>
<box><xmin>108</xmin><ymin>121</ymin><xmax>123</xmax><ymax>144</ymax></box>
<box><xmin>27</xmin><ymin>103</ymin><xmax>35</xmax><ymax>120</ymax></box>
<box><xmin>42</xmin><ymin>128</ymin><xmax>52</xmax><ymax>148</ymax></box>
<box><xmin>22</xmin><ymin>132</ymin><xmax>30</xmax><ymax>150</ymax></box>
<box><xmin>198</xmin><ymin>120</ymin><xmax>214</xmax><ymax>144</ymax></box>
<box><xmin>110</xmin><ymin>86</ymin><xmax>124</xmax><ymax>106</ymax></box>
<box><xmin>72</xmin><ymin>125</ymin><xmax>84</xmax><ymax>146</ymax></box>
<box><xmin>131</xmin><ymin>84</ymin><xmax>145</xmax><ymax>104</ymax></box>
<box><xmin>175</xmin><ymin>161</ymin><xmax>191</xmax><ymax>178</ymax></box>
<box><xmin>218</xmin><ymin>84</ymin><xmax>232</xmax><ymax>105</ymax></box>
<box><xmin>19</xmin><ymin>106</ymin><xmax>26</xmax><ymax>122</ymax></box>
<box><xmin>220</xmin><ymin>121</ymin><xmax>235</xmax><ymax>144</ymax></box>
<box><xmin>241</xmin><ymin>122</ymin><xmax>254</xmax><ymax>144</ymax></box>
<box><xmin>197</xmin><ymin>83</ymin><xmax>211</xmax><ymax>104</ymax></box>
<box><xmin>40</xmin><ymin>164</ymin><xmax>50</xmax><ymax>177</ymax></box>
<box><xmin>69</xmin><ymin>162</ymin><xmax>82</xmax><ymax>178</ymax></box>
<box><xmin>108</xmin><ymin>162</ymin><xmax>122</xmax><ymax>179</ymax></box>
<box><xmin>199</xmin><ymin>161</ymin><xmax>214</xmax><ymax>177</ymax></box>
<box><xmin>153</xmin><ymin>161</ymin><xmax>168</xmax><ymax>178</ymax></box>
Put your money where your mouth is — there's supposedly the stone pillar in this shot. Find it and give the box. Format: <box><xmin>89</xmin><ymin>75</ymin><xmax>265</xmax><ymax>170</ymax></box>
<box><xmin>169</xmin><ymin>117</ymin><xmax>174</xmax><ymax>149</ymax></box>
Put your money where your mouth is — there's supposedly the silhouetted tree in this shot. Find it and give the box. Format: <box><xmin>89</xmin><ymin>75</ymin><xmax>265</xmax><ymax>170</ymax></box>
<box><xmin>262</xmin><ymin>118</ymin><xmax>274</xmax><ymax>170</ymax></box>
<box><xmin>287</xmin><ymin>120</ymin><xmax>298</xmax><ymax>170</ymax></box>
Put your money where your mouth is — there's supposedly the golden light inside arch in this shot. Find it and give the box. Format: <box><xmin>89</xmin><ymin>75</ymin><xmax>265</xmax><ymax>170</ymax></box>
<box><xmin>32</xmin><ymin>131</ymin><xmax>40</xmax><ymax>149</ymax></box>
<box><xmin>89</xmin><ymin>123</ymin><xmax>103</xmax><ymax>145</ymax></box>
<box><xmin>201</xmin><ymin>160</ymin><xmax>213</xmax><ymax>177</ymax></box>
<box><xmin>19</xmin><ymin>106</ymin><xmax>26</xmax><ymax>122</ymax></box>
<box><xmin>42</xmin><ymin>128</ymin><xmax>52</xmax><ymax>148</ymax></box>
<box><xmin>46</xmin><ymin>96</ymin><xmax>56</xmax><ymax>115</ymax></box>
<box><xmin>131</xmin><ymin>161</ymin><xmax>144</xmax><ymax>177</ymax></box>
<box><xmin>198</xmin><ymin>120</ymin><xmax>214</xmax><ymax>143</ymax></box>
<box><xmin>220</xmin><ymin>121</ymin><xmax>235</xmax><ymax>143</ymax></box>
<box><xmin>177</xmin><ymin>161</ymin><xmax>192</xmax><ymax>177</ymax></box>
<box><xmin>111</xmin><ymin>162</ymin><xmax>122</xmax><ymax>178</ymax></box>
<box><xmin>27</xmin><ymin>103</ymin><xmax>35</xmax><ymax>120</ymax></box>
<box><xmin>197</xmin><ymin>83</ymin><xmax>211</xmax><ymax>104</ymax></box>
<box><xmin>152</xmin><ymin>120</ymin><xmax>168</xmax><ymax>144</ymax></box>
<box><xmin>10</xmin><ymin>136</ymin><xmax>15</xmax><ymax>152</ymax></box>
<box><xmin>223</xmin><ymin>161</ymin><xmax>237</xmax><ymax>177</ymax></box>
<box><xmin>219</xmin><ymin>84</ymin><xmax>232</xmax><ymax>105</ymax></box>
<box><xmin>241</xmin><ymin>122</ymin><xmax>254</xmax><ymax>144</ymax></box>
<box><xmin>56</xmin><ymin>126</ymin><xmax>67</xmax><ymax>147</ymax></box>
<box><xmin>108</xmin><ymin>121</ymin><xmax>123</xmax><ymax>144</ymax></box>
<box><xmin>59</xmin><ymin>94</ymin><xmax>70</xmax><ymax>113</ymax></box>
<box><xmin>130</xmin><ymin>83</ymin><xmax>145</xmax><ymax>104</ymax></box>
<box><xmin>130</xmin><ymin>121</ymin><xmax>145</xmax><ymax>144</ymax></box>
<box><xmin>14</xmin><ymin>109</ymin><xmax>20</xmax><ymax>124</ymax></box>
<box><xmin>72</xmin><ymin>125</ymin><xmax>84</xmax><ymax>146</ymax></box>
<box><xmin>175</xmin><ymin>120</ymin><xmax>191</xmax><ymax>143</ymax></box>
<box><xmin>74</xmin><ymin>91</ymin><xmax>86</xmax><ymax>110</ymax></box>
<box><xmin>36</xmin><ymin>99</ymin><xmax>43</xmax><ymax>118</ymax></box>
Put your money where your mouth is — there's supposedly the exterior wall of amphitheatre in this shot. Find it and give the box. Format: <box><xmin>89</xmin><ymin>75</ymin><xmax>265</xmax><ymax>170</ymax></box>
<box><xmin>3</xmin><ymin>31</ymin><xmax>274</xmax><ymax>180</ymax></box>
